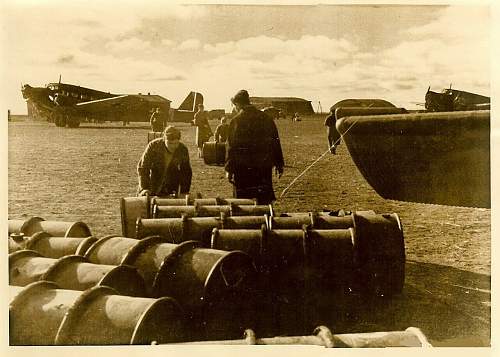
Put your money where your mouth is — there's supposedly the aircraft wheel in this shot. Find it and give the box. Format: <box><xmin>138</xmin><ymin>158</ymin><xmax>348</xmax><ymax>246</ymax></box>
<box><xmin>54</xmin><ymin>114</ymin><xmax>64</xmax><ymax>127</ymax></box>
<box><xmin>67</xmin><ymin>117</ymin><xmax>80</xmax><ymax>128</ymax></box>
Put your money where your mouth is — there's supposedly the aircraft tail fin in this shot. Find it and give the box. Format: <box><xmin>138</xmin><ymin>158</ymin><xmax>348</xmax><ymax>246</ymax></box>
<box><xmin>177</xmin><ymin>91</ymin><xmax>204</xmax><ymax>112</ymax></box>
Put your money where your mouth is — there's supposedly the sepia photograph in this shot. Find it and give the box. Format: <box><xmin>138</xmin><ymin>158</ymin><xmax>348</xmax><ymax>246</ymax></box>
<box><xmin>1</xmin><ymin>0</ymin><xmax>495</xmax><ymax>354</ymax></box>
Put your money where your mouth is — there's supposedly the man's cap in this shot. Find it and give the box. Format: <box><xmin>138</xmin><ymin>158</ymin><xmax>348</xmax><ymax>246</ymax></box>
<box><xmin>163</xmin><ymin>125</ymin><xmax>181</xmax><ymax>139</ymax></box>
<box><xmin>231</xmin><ymin>89</ymin><xmax>250</xmax><ymax>105</ymax></box>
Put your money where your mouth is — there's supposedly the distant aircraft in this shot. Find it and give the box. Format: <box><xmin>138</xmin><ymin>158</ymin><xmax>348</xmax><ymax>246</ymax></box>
<box><xmin>424</xmin><ymin>86</ymin><xmax>490</xmax><ymax>112</ymax></box>
<box><xmin>21</xmin><ymin>79</ymin><xmax>203</xmax><ymax>127</ymax></box>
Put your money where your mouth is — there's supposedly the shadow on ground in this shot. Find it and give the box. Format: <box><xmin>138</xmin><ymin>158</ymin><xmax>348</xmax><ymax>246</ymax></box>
<box><xmin>245</xmin><ymin>261</ymin><xmax>490</xmax><ymax>347</ymax></box>
<box><xmin>312</xmin><ymin>260</ymin><xmax>491</xmax><ymax>347</ymax></box>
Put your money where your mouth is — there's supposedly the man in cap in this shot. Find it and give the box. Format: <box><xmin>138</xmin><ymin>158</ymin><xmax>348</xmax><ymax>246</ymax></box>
<box><xmin>324</xmin><ymin>107</ymin><xmax>341</xmax><ymax>154</ymax></box>
<box><xmin>192</xmin><ymin>103</ymin><xmax>213</xmax><ymax>158</ymax></box>
<box><xmin>225</xmin><ymin>89</ymin><xmax>284</xmax><ymax>205</ymax></box>
<box><xmin>137</xmin><ymin>125</ymin><xmax>192</xmax><ymax>197</ymax></box>
<box><xmin>214</xmin><ymin>116</ymin><xmax>230</xmax><ymax>143</ymax></box>
<box><xmin>150</xmin><ymin>107</ymin><xmax>166</xmax><ymax>132</ymax></box>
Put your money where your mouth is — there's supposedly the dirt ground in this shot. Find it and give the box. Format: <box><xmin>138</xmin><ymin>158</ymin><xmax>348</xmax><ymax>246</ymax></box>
<box><xmin>8</xmin><ymin>117</ymin><xmax>491</xmax><ymax>346</ymax></box>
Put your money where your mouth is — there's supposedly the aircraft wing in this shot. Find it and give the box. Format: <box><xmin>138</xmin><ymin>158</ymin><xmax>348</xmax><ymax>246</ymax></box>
<box><xmin>75</xmin><ymin>95</ymin><xmax>136</xmax><ymax>113</ymax></box>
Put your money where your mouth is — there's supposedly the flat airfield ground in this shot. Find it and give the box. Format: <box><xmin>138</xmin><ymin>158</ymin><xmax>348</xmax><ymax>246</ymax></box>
<box><xmin>8</xmin><ymin>116</ymin><xmax>491</xmax><ymax>346</ymax></box>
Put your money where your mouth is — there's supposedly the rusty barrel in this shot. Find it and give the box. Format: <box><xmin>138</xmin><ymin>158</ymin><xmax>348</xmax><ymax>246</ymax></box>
<box><xmin>10</xmin><ymin>281</ymin><xmax>185</xmax><ymax>345</ymax></box>
<box><xmin>136</xmin><ymin>215</ymin><xmax>223</xmax><ymax>242</ymax></box>
<box><xmin>210</xmin><ymin>226</ymin><xmax>268</xmax><ymax>269</ymax></box>
<box><xmin>307</xmin><ymin>228</ymin><xmax>355</xmax><ymax>289</ymax></box>
<box><xmin>153</xmin><ymin>205</ymin><xmax>198</xmax><ymax>218</ymax></box>
<box><xmin>175</xmin><ymin>325</ymin><xmax>431</xmax><ymax>347</ymax></box>
<box><xmin>152</xmin><ymin>196</ymin><xmax>255</xmax><ymax>206</ymax></box>
<box><xmin>153</xmin><ymin>203</ymin><xmax>272</xmax><ymax>218</ymax></box>
<box><xmin>150</xmin><ymin>240</ymin><xmax>259</xmax><ymax>340</ymax></box>
<box><xmin>210</xmin><ymin>227</ymin><xmax>353</xmax><ymax>280</ymax></box>
<box><xmin>22</xmin><ymin>231</ymin><xmax>98</xmax><ymax>258</ymax></box>
<box><xmin>86</xmin><ymin>235</ymin><xmax>259</xmax><ymax>339</ymax></box>
<box><xmin>120</xmin><ymin>195</ymin><xmax>151</xmax><ymax>238</ymax></box>
<box><xmin>202</xmin><ymin>141</ymin><xmax>226</xmax><ymax>165</ymax></box>
<box><xmin>85</xmin><ymin>235</ymin><xmax>176</xmax><ymax>295</ymax></box>
<box><xmin>9</xmin><ymin>250</ymin><xmax>146</xmax><ymax>297</ymax></box>
<box><xmin>8</xmin><ymin>216</ymin><xmax>91</xmax><ymax>237</ymax></box>
<box><xmin>136</xmin><ymin>213</ymin><xmax>268</xmax><ymax>242</ymax></box>
<box><xmin>8</xmin><ymin>233</ymin><xmax>28</xmax><ymax>253</ymax></box>
<box><xmin>211</xmin><ymin>226</ymin><xmax>384</xmax><ymax>294</ymax></box>
<box><xmin>352</xmin><ymin>211</ymin><xmax>405</xmax><ymax>296</ymax></box>
<box><xmin>152</xmin><ymin>194</ymin><xmax>217</xmax><ymax>206</ymax></box>
<box><xmin>8</xmin><ymin>216</ymin><xmax>44</xmax><ymax>235</ymax></box>
<box><xmin>84</xmin><ymin>235</ymin><xmax>154</xmax><ymax>266</ymax></box>
<box><xmin>270</xmin><ymin>211</ymin><xmax>382</xmax><ymax>229</ymax></box>
<box><xmin>10</xmin><ymin>281</ymin><xmax>81</xmax><ymax>345</ymax></box>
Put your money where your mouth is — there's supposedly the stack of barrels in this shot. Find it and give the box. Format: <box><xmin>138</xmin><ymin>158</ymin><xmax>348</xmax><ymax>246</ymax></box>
<box><xmin>8</xmin><ymin>216</ymin><xmax>259</xmax><ymax>344</ymax></box>
<box><xmin>7</xmin><ymin>194</ymin><xmax>419</xmax><ymax>346</ymax></box>
<box><xmin>122</xmin><ymin>195</ymin><xmax>405</xmax><ymax>297</ymax></box>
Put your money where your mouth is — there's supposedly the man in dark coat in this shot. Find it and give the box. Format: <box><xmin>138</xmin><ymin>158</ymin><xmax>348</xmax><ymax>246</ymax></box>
<box><xmin>225</xmin><ymin>89</ymin><xmax>284</xmax><ymax>204</ymax></box>
<box><xmin>150</xmin><ymin>107</ymin><xmax>166</xmax><ymax>132</ymax></box>
<box><xmin>137</xmin><ymin>126</ymin><xmax>192</xmax><ymax>197</ymax></box>
<box><xmin>193</xmin><ymin>104</ymin><xmax>213</xmax><ymax>158</ymax></box>
<box><xmin>214</xmin><ymin>117</ymin><xmax>229</xmax><ymax>143</ymax></box>
<box><xmin>324</xmin><ymin>107</ymin><xmax>341</xmax><ymax>154</ymax></box>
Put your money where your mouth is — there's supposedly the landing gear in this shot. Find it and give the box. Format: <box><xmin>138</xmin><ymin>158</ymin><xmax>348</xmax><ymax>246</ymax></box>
<box><xmin>53</xmin><ymin>113</ymin><xmax>67</xmax><ymax>127</ymax></box>
<box><xmin>52</xmin><ymin>112</ymin><xmax>79</xmax><ymax>128</ymax></box>
<box><xmin>66</xmin><ymin>117</ymin><xmax>80</xmax><ymax>128</ymax></box>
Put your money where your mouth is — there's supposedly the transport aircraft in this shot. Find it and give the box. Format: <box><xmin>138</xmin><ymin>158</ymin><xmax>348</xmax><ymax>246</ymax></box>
<box><xmin>424</xmin><ymin>86</ymin><xmax>490</xmax><ymax>112</ymax></box>
<box><xmin>21</xmin><ymin>78</ymin><xmax>203</xmax><ymax>127</ymax></box>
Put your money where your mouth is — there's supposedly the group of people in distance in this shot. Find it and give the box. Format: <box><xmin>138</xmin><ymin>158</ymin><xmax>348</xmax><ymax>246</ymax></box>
<box><xmin>138</xmin><ymin>89</ymin><xmax>284</xmax><ymax>205</ymax></box>
<box><xmin>138</xmin><ymin>89</ymin><xmax>340</xmax><ymax>205</ymax></box>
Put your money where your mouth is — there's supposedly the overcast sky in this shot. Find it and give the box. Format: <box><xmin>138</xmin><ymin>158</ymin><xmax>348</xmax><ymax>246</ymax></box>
<box><xmin>0</xmin><ymin>1</ymin><xmax>491</xmax><ymax>113</ymax></box>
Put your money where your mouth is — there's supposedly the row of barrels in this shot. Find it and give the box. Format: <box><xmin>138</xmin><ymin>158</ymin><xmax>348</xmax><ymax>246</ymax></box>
<box><xmin>9</xmin><ymin>211</ymin><xmax>405</xmax><ymax>298</ymax></box>
<box><xmin>9</xmin><ymin>234</ymin><xmax>259</xmax><ymax>343</ymax></box>
<box><xmin>10</xmin><ymin>209</ymin><xmax>405</xmax><ymax>297</ymax></box>
<box><xmin>8</xmin><ymin>199</ymin><xmax>408</xmax><ymax>346</ymax></box>
<box><xmin>121</xmin><ymin>194</ymin><xmax>364</xmax><ymax>239</ymax></box>
<box><xmin>11</xmin><ymin>281</ymin><xmax>431</xmax><ymax>347</ymax></box>
<box><xmin>10</xmin><ymin>281</ymin><xmax>184</xmax><ymax>345</ymax></box>
<box><xmin>135</xmin><ymin>210</ymin><xmax>405</xmax><ymax>297</ymax></box>
<box><xmin>120</xmin><ymin>194</ymin><xmax>265</xmax><ymax>237</ymax></box>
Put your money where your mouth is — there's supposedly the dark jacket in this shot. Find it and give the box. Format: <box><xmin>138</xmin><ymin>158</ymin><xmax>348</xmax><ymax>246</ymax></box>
<box><xmin>150</xmin><ymin>111</ymin><xmax>166</xmax><ymax>132</ymax></box>
<box><xmin>214</xmin><ymin>123</ymin><xmax>229</xmax><ymax>143</ymax></box>
<box><xmin>137</xmin><ymin>139</ymin><xmax>192</xmax><ymax>196</ymax></box>
<box><xmin>225</xmin><ymin>105</ymin><xmax>284</xmax><ymax>173</ymax></box>
<box><xmin>324</xmin><ymin>113</ymin><xmax>341</xmax><ymax>145</ymax></box>
<box><xmin>193</xmin><ymin>110</ymin><xmax>213</xmax><ymax>148</ymax></box>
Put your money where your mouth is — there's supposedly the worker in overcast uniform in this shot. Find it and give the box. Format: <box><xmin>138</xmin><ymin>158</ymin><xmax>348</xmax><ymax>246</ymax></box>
<box><xmin>225</xmin><ymin>89</ymin><xmax>284</xmax><ymax>205</ymax></box>
<box><xmin>137</xmin><ymin>126</ymin><xmax>192</xmax><ymax>197</ymax></box>
<box><xmin>214</xmin><ymin>117</ymin><xmax>230</xmax><ymax>143</ymax></box>
<box><xmin>150</xmin><ymin>107</ymin><xmax>166</xmax><ymax>132</ymax></box>
<box><xmin>192</xmin><ymin>104</ymin><xmax>213</xmax><ymax>158</ymax></box>
<box><xmin>324</xmin><ymin>107</ymin><xmax>341</xmax><ymax>154</ymax></box>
